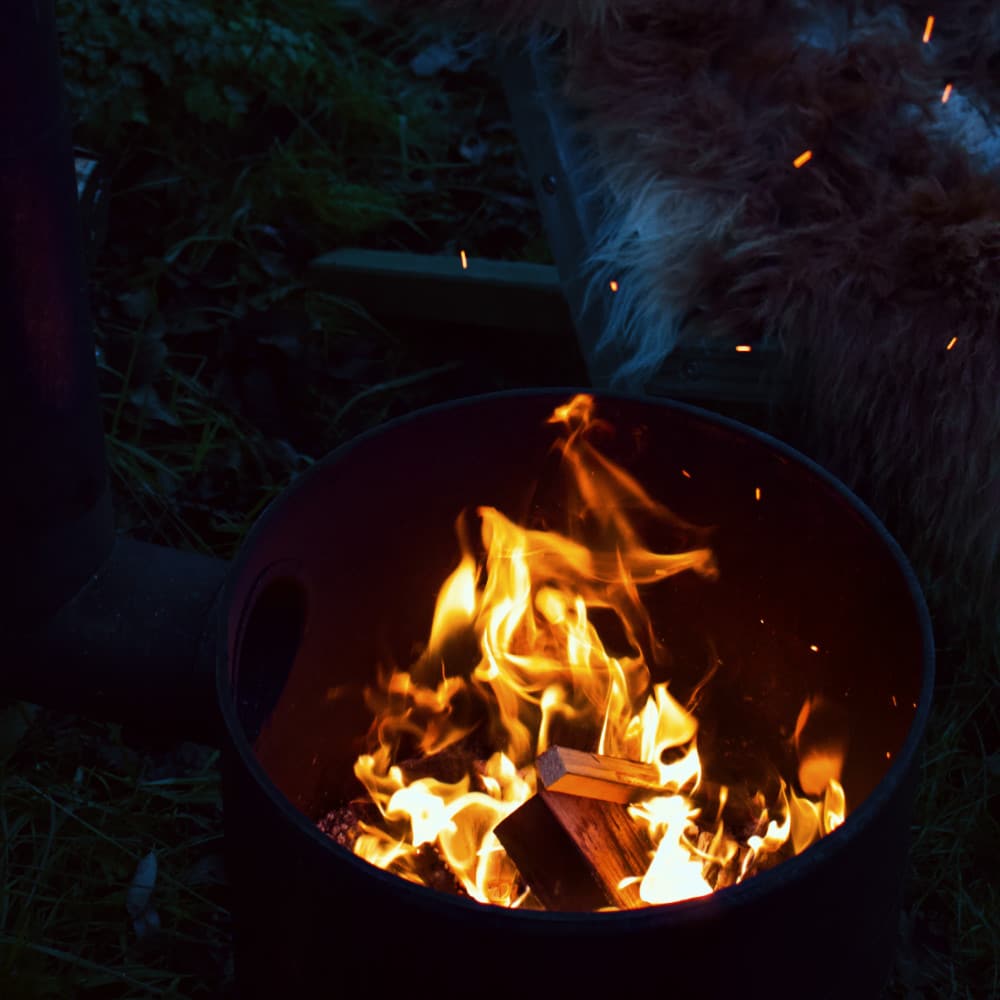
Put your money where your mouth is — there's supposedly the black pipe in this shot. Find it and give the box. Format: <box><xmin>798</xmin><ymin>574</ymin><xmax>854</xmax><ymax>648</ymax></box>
<box><xmin>0</xmin><ymin>0</ymin><xmax>114</xmax><ymax>626</ymax></box>
<box><xmin>9</xmin><ymin>537</ymin><xmax>228</xmax><ymax>743</ymax></box>
<box><xmin>0</xmin><ymin>2</ymin><xmax>228</xmax><ymax>742</ymax></box>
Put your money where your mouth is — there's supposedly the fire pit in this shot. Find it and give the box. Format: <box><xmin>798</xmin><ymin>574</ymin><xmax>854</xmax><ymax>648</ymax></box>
<box><xmin>220</xmin><ymin>389</ymin><xmax>932</xmax><ymax>999</ymax></box>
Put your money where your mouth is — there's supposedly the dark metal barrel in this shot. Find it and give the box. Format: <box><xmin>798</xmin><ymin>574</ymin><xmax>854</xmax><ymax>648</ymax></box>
<box><xmin>219</xmin><ymin>390</ymin><xmax>934</xmax><ymax>999</ymax></box>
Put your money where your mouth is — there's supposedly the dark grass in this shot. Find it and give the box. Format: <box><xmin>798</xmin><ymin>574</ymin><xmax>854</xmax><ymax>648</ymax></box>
<box><xmin>1</xmin><ymin>1</ymin><xmax>996</xmax><ymax>996</ymax></box>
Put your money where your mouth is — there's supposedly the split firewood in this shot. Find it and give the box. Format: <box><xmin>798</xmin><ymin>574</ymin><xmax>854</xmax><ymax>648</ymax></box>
<box><xmin>537</xmin><ymin>745</ymin><xmax>762</xmax><ymax>835</ymax></box>
<box><xmin>494</xmin><ymin>787</ymin><xmax>654</xmax><ymax>911</ymax></box>
<box><xmin>536</xmin><ymin>745</ymin><xmax>662</xmax><ymax>802</ymax></box>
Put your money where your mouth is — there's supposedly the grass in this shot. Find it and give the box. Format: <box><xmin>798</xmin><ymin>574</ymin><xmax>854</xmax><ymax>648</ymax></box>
<box><xmin>2</xmin><ymin>0</ymin><xmax>997</xmax><ymax>996</ymax></box>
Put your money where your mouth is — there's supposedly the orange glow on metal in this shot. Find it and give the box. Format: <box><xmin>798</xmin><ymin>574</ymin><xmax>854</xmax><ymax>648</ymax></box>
<box><xmin>460</xmin><ymin>250</ymin><xmax>468</xmax><ymax>270</ymax></box>
<box><xmin>923</xmin><ymin>15</ymin><xmax>934</xmax><ymax>43</ymax></box>
<box><xmin>736</xmin><ymin>345</ymin><xmax>752</xmax><ymax>353</ymax></box>
<box><xmin>610</xmin><ymin>280</ymin><xmax>619</xmax><ymax>292</ymax></box>
<box><xmin>941</xmin><ymin>83</ymin><xmax>953</xmax><ymax>103</ymax></box>
<box><xmin>946</xmin><ymin>336</ymin><xmax>957</xmax><ymax>350</ymax></box>
<box><xmin>793</xmin><ymin>150</ymin><xmax>813</xmax><ymax>168</ymax></box>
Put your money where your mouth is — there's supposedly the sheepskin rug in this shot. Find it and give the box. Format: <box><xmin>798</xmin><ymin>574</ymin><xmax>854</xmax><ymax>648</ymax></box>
<box><xmin>379</xmin><ymin>0</ymin><xmax>1000</xmax><ymax>647</ymax></box>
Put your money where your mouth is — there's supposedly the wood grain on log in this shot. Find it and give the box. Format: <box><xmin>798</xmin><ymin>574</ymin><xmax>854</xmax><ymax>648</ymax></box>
<box><xmin>494</xmin><ymin>787</ymin><xmax>653</xmax><ymax>910</ymax></box>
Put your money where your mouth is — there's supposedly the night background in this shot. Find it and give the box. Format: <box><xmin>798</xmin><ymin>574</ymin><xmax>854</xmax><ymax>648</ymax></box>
<box><xmin>0</xmin><ymin>1</ymin><xmax>996</xmax><ymax>997</ymax></box>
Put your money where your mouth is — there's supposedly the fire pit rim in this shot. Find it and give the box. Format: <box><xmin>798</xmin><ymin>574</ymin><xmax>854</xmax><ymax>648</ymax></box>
<box><xmin>216</xmin><ymin>386</ymin><xmax>935</xmax><ymax>922</ymax></box>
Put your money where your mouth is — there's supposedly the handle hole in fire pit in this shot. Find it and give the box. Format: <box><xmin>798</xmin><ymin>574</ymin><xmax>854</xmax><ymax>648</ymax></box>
<box><xmin>235</xmin><ymin>573</ymin><xmax>307</xmax><ymax>743</ymax></box>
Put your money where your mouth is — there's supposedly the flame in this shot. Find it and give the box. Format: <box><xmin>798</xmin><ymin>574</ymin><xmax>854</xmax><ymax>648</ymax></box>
<box><xmin>345</xmin><ymin>394</ymin><xmax>848</xmax><ymax>909</ymax></box>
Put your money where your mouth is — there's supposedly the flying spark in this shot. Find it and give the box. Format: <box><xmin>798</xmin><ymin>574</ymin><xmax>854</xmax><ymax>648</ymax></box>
<box><xmin>946</xmin><ymin>336</ymin><xmax>957</xmax><ymax>350</ymax></box>
<box><xmin>460</xmin><ymin>250</ymin><xmax>468</xmax><ymax>270</ymax></box>
<box><xmin>923</xmin><ymin>16</ymin><xmax>934</xmax><ymax>43</ymax></box>
<box><xmin>736</xmin><ymin>344</ymin><xmax>752</xmax><ymax>353</ymax></box>
<box><xmin>609</xmin><ymin>280</ymin><xmax>619</xmax><ymax>292</ymax></box>
<box><xmin>793</xmin><ymin>150</ymin><xmax>813</xmax><ymax>168</ymax></box>
<box><xmin>941</xmin><ymin>83</ymin><xmax>953</xmax><ymax>103</ymax></box>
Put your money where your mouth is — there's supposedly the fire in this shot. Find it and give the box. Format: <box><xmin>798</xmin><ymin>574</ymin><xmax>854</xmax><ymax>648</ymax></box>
<box><xmin>344</xmin><ymin>395</ymin><xmax>847</xmax><ymax>909</ymax></box>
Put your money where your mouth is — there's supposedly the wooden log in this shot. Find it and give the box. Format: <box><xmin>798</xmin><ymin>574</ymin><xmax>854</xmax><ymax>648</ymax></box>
<box><xmin>494</xmin><ymin>787</ymin><xmax>653</xmax><ymax>911</ymax></box>
<box><xmin>536</xmin><ymin>745</ymin><xmax>661</xmax><ymax>802</ymax></box>
<box><xmin>308</xmin><ymin>249</ymin><xmax>572</xmax><ymax>337</ymax></box>
<box><xmin>537</xmin><ymin>746</ymin><xmax>763</xmax><ymax>836</ymax></box>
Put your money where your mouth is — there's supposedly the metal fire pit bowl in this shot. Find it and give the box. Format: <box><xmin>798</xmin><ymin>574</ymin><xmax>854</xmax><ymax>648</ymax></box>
<box><xmin>220</xmin><ymin>389</ymin><xmax>933</xmax><ymax>1000</ymax></box>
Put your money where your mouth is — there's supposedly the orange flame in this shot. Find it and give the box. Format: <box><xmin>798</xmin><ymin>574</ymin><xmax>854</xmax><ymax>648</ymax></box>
<box><xmin>346</xmin><ymin>395</ymin><xmax>848</xmax><ymax>908</ymax></box>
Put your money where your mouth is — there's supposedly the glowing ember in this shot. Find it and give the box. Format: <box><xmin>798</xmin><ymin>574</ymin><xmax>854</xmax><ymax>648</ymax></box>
<box><xmin>941</xmin><ymin>83</ymin><xmax>953</xmax><ymax>104</ymax></box>
<box><xmin>459</xmin><ymin>250</ymin><xmax>468</xmax><ymax>270</ymax></box>
<box><xmin>946</xmin><ymin>335</ymin><xmax>957</xmax><ymax>350</ymax></box>
<box><xmin>339</xmin><ymin>394</ymin><xmax>848</xmax><ymax>909</ymax></box>
<box><xmin>923</xmin><ymin>15</ymin><xmax>935</xmax><ymax>44</ymax></box>
<box><xmin>793</xmin><ymin>150</ymin><xmax>813</xmax><ymax>168</ymax></box>
<box><xmin>610</xmin><ymin>280</ymin><xmax>620</xmax><ymax>292</ymax></box>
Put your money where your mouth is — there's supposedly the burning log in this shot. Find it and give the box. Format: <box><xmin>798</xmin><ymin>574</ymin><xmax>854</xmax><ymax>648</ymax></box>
<box><xmin>537</xmin><ymin>745</ymin><xmax>762</xmax><ymax>836</ymax></box>
<box><xmin>536</xmin><ymin>745</ymin><xmax>662</xmax><ymax>802</ymax></box>
<box><xmin>494</xmin><ymin>787</ymin><xmax>653</xmax><ymax>911</ymax></box>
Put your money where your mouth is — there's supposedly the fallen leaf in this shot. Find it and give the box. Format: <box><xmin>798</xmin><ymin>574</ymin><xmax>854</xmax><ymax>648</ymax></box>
<box><xmin>126</xmin><ymin>852</ymin><xmax>161</xmax><ymax>940</ymax></box>
<box><xmin>129</xmin><ymin>385</ymin><xmax>180</xmax><ymax>427</ymax></box>
<box><xmin>459</xmin><ymin>133</ymin><xmax>489</xmax><ymax>165</ymax></box>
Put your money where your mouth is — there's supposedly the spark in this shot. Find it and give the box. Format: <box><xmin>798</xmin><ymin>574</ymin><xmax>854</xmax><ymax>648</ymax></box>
<box><xmin>681</xmin><ymin>469</ymin><xmax>692</xmax><ymax>479</ymax></box>
<box><xmin>891</xmin><ymin>696</ymin><xmax>898</xmax><ymax>707</ymax></box>
<box><xmin>735</xmin><ymin>344</ymin><xmax>752</xmax><ymax>353</ymax></box>
<box><xmin>793</xmin><ymin>150</ymin><xmax>813</xmax><ymax>168</ymax></box>
<box><xmin>460</xmin><ymin>250</ymin><xmax>468</xmax><ymax>270</ymax></box>
<box><xmin>809</xmin><ymin>644</ymin><xmax>819</xmax><ymax>653</ymax></box>
<box><xmin>754</xmin><ymin>487</ymin><xmax>761</xmax><ymax>501</ymax></box>
<box><xmin>609</xmin><ymin>280</ymin><xmax>619</xmax><ymax>292</ymax></box>
<box><xmin>886</xmin><ymin>751</ymin><xmax>892</xmax><ymax>760</ymax></box>
<box><xmin>941</xmin><ymin>83</ymin><xmax>953</xmax><ymax>103</ymax></box>
<box><xmin>923</xmin><ymin>15</ymin><xmax>934</xmax><ymax>44</ymax></box>
<box><xmin>946</xmin><ymin>336</ymin><xmax>957</xmax><ymax>350</ymax></box>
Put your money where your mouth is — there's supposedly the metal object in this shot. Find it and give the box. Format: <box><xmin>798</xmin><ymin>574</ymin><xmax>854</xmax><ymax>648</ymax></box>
<box><xmin>74</xmin><ymin>150</ymin><xmax>109</xmax><ymax>271</ymax></box>
<box><xmin>495</xmin><ymin>39</ymin><xmax>628</xmax><ymax>386</ymax></box>
<box><xmin>0</xmin><ymin>0</ymin><xmax>114</xmax><ymax>624</ymax></box>
<box><xmin>220</xmin><ymin>390</ymin><xmax>933</xmax><ymax>1000</ymax></box>
<box><xmin>1</xmin><ymin>1</ymin><xmax>228</xmax><ymax>740</ymax></box>
<box><xmin>9</xmin><ymin>536</ymin><xmax>227</xmax><ymax>742</ymax></box>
